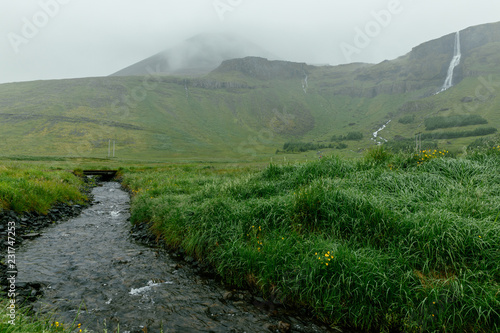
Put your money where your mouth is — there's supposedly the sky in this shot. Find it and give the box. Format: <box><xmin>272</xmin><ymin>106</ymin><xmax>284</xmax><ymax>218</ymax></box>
<box><xmin>0</xmin><ymin>0</ymin><xmax>499</xmax><ymax>84</ymax></box>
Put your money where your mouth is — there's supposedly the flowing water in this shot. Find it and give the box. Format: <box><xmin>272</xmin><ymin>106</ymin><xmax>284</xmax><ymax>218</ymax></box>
<box><xmin>438</xmin><ymin>31</ymin><xmax>461</xmax><ymax>93</ymax></box>
<box><xmin>371</xmin><ymin>119</ymin><xmax>391</xmax><ymax>145</ymax></box>
<box><xmin>16</xmin><ymin>182</ymin><xmax>333</xmax><ymax>333</ymax></box>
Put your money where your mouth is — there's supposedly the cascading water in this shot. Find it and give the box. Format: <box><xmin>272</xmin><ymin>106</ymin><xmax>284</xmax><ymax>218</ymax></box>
<box><xmin>372</xmin><ymin>119</ymin><xmax>391</xmax><ymax>145</ymax></box>
<box><xmin>302</xmin><ymin>73</ymin><xmax>309</xmax><ymax>94</ymax></box>
<box><xmin>438</xmin><ymin>31</ymin><xmax>461</xmax><ymax>93</ymax></box>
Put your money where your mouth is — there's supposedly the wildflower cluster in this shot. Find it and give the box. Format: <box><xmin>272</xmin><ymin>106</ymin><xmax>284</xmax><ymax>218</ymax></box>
<box><xmin>131</xmin><ymin>187</ymin><xmax>155</xmax><ymax>199</ymax></box>
<box><xmin>130</xmin><ymin>188</ymin><xmax>142</xmax><ymax>195</ymax></box>
<box><xmin>247</xmin><ymin>225</ymin><xmax>263</xmax><ymax>251</ymax></box>
<box><xmin>315</xmin><ymin>251</ymin><xmax>332</xmax><ymax>266</ymax></box>
<box><xmin>416</xmin><ymin>149</ymin><xmax>448</xmax><ymax>165</ymax></box>
<box><xmin>51</xmin><ymin>321</ymin><xmax>63</xmax><ymax>330</ymax></box>
<box><xmin>50</xmin><ymin>321</ymin><xmax>84</xmax><ymax>332</ymax></box>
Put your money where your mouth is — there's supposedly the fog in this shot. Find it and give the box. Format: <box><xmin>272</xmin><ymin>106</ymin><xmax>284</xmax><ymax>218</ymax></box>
<box><xmin>1</xmin><ymin>0</ymin><xmax>499</xmax><ymax>84</ymax></box>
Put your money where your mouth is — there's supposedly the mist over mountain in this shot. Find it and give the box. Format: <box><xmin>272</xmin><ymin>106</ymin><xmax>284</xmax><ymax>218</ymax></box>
<box><xmin>111</xmin><ymin>33</ymin><xmax>278</xmax><ymax>77</ymax></box>
<box><xmin>0</xmin><ymin>21</ymin><xmax>499</xmax><ymax>161</ymax></box>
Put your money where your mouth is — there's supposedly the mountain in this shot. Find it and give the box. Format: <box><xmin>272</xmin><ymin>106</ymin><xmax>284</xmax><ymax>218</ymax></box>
<box><xmin>0</xmin><ymin>22</ymin><xmax>499</xmax><ymax>162</ymax></box>
<box><xmin>111</xmin><ymin>33</ymin><xmax>278</xmax><ymax>77</ymax></box>
<box><xmin>313</xmin><ymin>21</ymin><xmax>500</xmax><ymax>98</ymax></box>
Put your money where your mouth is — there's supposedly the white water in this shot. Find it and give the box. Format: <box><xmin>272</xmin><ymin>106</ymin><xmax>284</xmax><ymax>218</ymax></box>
<box><xmin>438</xmin><ymin>31</ymin><xmax>461</xmax><ymax>93</ymax></box>
<box><xmin>302</xmin><ymin>74</ymin><xmax>308</xmax><ymax>94</ymax></box>
<box><xmin>372</xmin><ymin>120</ymin><xmax>391</xmax><ymax>145</ymax></box>
<box><xmin>129</xmin><ymin>280</ymin><xmax>174</xmax><ymax>295</ymax></box>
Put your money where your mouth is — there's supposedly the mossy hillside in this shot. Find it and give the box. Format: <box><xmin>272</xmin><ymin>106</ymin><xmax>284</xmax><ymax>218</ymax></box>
<box><xmin>0</xmin><ymin>39</ymin><xmax>499</xmax><ymax>162</ymax></box>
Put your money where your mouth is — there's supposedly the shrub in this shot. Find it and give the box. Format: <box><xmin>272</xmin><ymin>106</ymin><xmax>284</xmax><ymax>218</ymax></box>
<box><xmin>364</xmin><ymin>146</ymin><xmax>392</xmax><ymax>164</ymax></box>
<box><xmin>282</xmin><ymin>142</ymin><xmax>328</xmax><ymax>153</ymax></box>
<box><xmin>398</xmin><ymin>115</ymin><xmax>415</xmax><ymax>124</ymax></box>
<box><xmin>331</xmin><ymin>131</ymin><xmax>364</xmax><ymax>141</ymax></box>
<box><xmin>424</xmin><ymin>115</ymin><xmax>488</xmax><ymax>130</ymax></box>
<box><xmin>421</xmin><ymin>127</ymin><xmax>497</xmax><ymax>140</ymax></box>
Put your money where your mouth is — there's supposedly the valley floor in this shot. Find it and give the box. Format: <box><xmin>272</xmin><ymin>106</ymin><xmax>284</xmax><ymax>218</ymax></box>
<box><xmin>122</xmin><ymin>146</ymin><xmax>500</xmax><ymax>332</ymax></box>
<box><xmin>0</xmin><ymin>145</ymin><xmax>499</xmax><ymax>332</ymax></box>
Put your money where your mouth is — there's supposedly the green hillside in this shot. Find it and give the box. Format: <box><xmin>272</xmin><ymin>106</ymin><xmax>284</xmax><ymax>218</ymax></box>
<box><xmin>1</xmin><ymin>22</ymin><xmax>499</xmax><ymax>162</ymax></box>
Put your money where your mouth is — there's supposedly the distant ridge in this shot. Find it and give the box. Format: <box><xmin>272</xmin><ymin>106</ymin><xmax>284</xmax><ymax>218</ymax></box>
<box><xmin>213</xmin><ymin>57</ymin><xmax>311</xmax><ymax>80</ymax></box>
<box><xmin>111</xmin><ymin>33</ymin><xmax>277</xmax><ymax>77</ymax></box>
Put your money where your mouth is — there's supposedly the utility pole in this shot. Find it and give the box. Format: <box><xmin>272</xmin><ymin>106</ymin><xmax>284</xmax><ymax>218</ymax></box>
<box><xmin>113</xmin><ymin>140</ymin><xmax>115</xmax><ymax>158</ymax></box>
<box><xmin>108</xmin><ymin>139</ymin><xmax>111</xmax><ymax>158</ymax></box>
<box><xmin>415</xmin><ymin>133</ymin><xmax>422</xmax><ymax>153</ymax></box>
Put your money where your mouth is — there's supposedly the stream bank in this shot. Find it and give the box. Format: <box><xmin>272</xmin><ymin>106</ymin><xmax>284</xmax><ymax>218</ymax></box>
<box><xmin>14</xmin><ymin>182</ymin><xmax>334</xmax><ymax>333</ymax></box>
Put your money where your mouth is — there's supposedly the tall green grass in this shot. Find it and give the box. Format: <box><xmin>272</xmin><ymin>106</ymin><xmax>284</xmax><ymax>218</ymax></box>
<box><xmin>123</xmin><ymin>149</ymin><xmax>500</xmax><ymax>332</ymax></box>
<box><xmin>0</xmin><ymin>299</ymin><xmax>86</xmax><ymax>333</ymax></box>
<box><xmin>0</xmin><ymin>164</ymin><xmax>87</xmax><ymax>214</ymax></box>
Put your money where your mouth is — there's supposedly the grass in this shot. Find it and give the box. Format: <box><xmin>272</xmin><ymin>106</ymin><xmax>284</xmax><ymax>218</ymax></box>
<box><xmin>0</xmin><ymin>298</ymin><xmax>152</xmax><ymax>333</ymax></box>
<box><xmin>0</xmin><ymin>145</ymin><xmax>498</xmax><ymax>332</ymax></box>
<box><xmin>122</xmin><ymin>145</ymin><xmax>500</xmax><ymax>332</ymax></box>
<box><xmin>0</xmin><ymin>164</ymin><xmax>87</xmax><ymax>214</ymax></box>
<box><xmin>0</xmin><ymin>298</ymin><xmax>165</xmax><ymax>333</ymax></box>
<box><xmin>0</xmin><ymin>299</ymin><xmax>82</xmax><ymax>333</ymax></box>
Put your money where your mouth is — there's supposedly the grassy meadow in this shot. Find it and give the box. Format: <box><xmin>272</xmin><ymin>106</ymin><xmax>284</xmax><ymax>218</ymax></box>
<box><xmin>0</xmin><ymin>163</ymin><xmax>87</xmax><ymax>214</ymax></box>
<box><xmin>0</xmin><ymin>143</ymin><xmax>498</xmax><ymax>332</ymax></box>
<box><xmin>122</xmin><ymin>146</ymin><xmax>500</xmax><ymax>332</ymax></box>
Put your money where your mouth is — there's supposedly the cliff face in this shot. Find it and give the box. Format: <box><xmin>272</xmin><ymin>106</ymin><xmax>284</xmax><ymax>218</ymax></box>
<box><xmin>404</xmin><ymin>21</ymin><xmax>500</xmax><ymax>87</ymax></box>
<box><xmin>213</xmin><ymin>57</ymin><xmax>310</xmax><ymax>80</ymax></box>
<box><xmin>209</xmin><ymin>22</ymin><xmax>500</xmax><ymax>98</ymax></box>
<box><xmin>461</xmin><ymin>21</ymin><xmax>500</xmax><ymax>56</ymax></box>
<box><xmin>407</xmin><ymin>22</ymin><xmax>499</xmax><ymax>79</ymax></box>
<box><xmin>316</xmin><ymin>21</ymin><xmax>500</xmax><ymax>97</ymax></box>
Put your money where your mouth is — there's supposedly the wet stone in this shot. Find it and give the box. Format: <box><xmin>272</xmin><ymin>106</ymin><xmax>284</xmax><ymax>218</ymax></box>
<box><xmin>223</xmin><ymin>291</ymin><xmax>234</xmax><ymax>300</ymax></box>
<box><xmin>22</xmin><ymin>233</ymin><xmax>41</xmax><ymax>239</ymax></box>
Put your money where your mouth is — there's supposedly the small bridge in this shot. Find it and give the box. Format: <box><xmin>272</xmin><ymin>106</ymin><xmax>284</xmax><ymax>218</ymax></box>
<box><xmin>82</xmin><ymin>170</ymin><xmax>118</xmax><ymax>181</ymax></box>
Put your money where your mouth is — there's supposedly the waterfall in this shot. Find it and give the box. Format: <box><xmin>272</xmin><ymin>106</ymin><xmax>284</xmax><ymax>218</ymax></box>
<box><xmin>438</xmin><ymin>31</ymin><xmax>461</xmax><ymax>93</ymax></box>
<box><xmin>302</xmin><ymin>73</ymin><xmax>308</xmax><ymax>94</ymax></box>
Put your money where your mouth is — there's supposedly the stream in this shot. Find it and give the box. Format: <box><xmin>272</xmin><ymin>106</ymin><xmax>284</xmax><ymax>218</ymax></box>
<box><xmin>16</xmin><ymin>182</ymin><xmax>334</xmax><ymax>333</ymax></box>
<box><xmin>371</xmin><ymin>120</ymin><xmax>391</xmax><ymax>145</ymax></box>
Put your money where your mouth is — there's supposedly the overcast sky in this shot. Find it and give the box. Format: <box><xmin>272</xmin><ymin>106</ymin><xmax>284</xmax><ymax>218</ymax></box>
<box><xmin>1</xmin><ymin>0</ymin><xmax>499</xmax><ymax>84</ymax></box>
